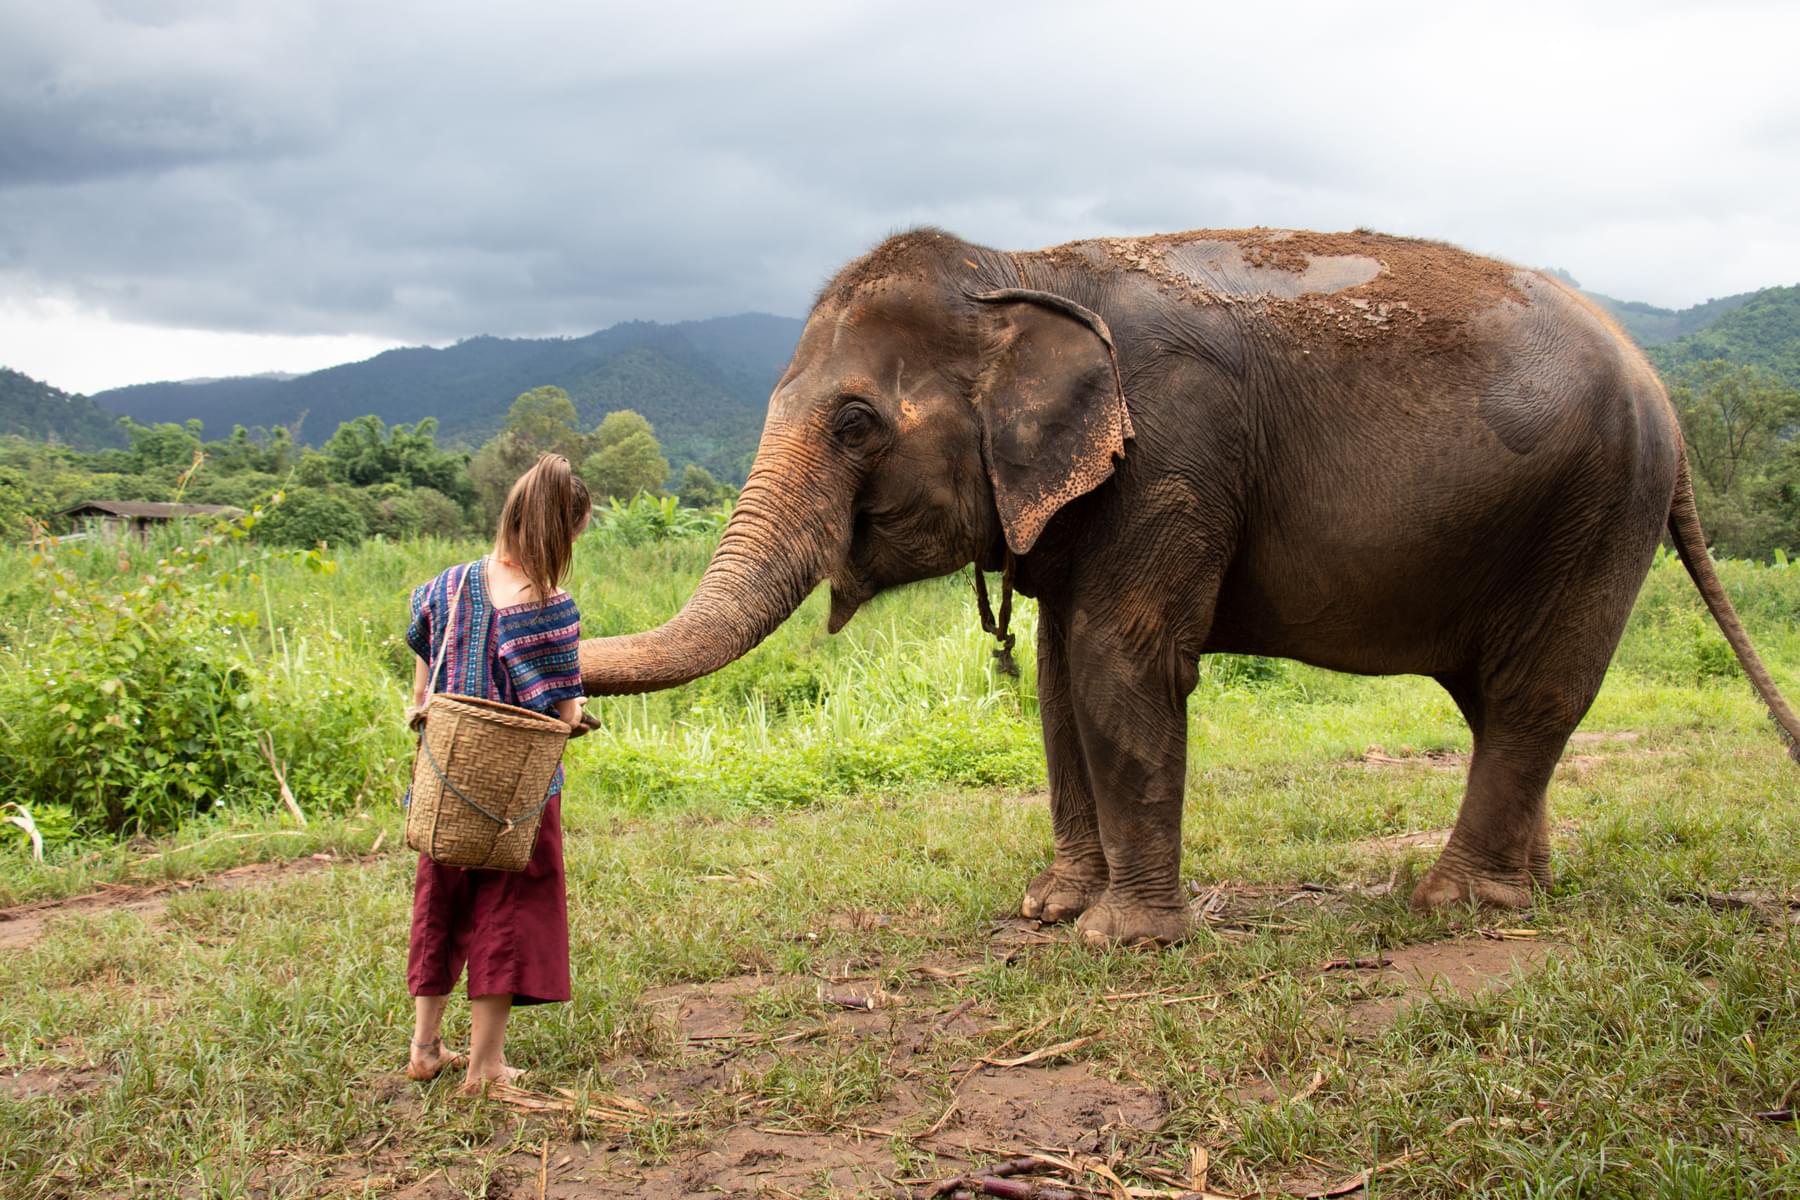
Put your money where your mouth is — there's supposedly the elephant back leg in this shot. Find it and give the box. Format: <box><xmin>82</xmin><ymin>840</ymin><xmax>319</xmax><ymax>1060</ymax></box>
<box><xmin>1411</xmin><ymin>523</ymin><xmax>1659</xmax><ymax>910</ymax></box>
<box><xmin>1020</xmin><ymin>606</ymin><xmax>1110</xmax><ymax>922</ymax></box>
<box><xmin>1411</xmin><ymin>674</ymin><xmax>1575</xmax><ymax>909</ymax></box>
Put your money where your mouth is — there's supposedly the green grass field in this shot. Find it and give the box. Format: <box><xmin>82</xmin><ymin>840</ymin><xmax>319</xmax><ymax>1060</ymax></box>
<box><xmin>2</xmin><ymin>530</ymin><xmax>1798</xmax><ymax>1197</ymax></box>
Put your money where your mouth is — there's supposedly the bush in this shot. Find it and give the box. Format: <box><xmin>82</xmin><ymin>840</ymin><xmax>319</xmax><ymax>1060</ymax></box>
<box><xmin>0</xmin><ymin>515</ymin><xmax>404</xmax><ymax>835</ymax></box>
<box><xmin>364</xmin><ymin>487</ymin><xmax>422</xmax><ymax>540</ymax></box>
<box><xmin>256</xmin><ymin>487</ymin><xmax>368</xmax><ymax>548</ymax></box>
<box><xmin>184</xmin><ymin>471</ymin><xmax>281</xmax><ymax>510</ymax></box>
<box><xmin>411</xmin><ymin>487</ymin><xmax>467</xmax><ymax>538</ymax></box>
<box><xmin>588</xmin><ymin>493</ymin><xmax>728</xmax><ymax>548</ymax></box>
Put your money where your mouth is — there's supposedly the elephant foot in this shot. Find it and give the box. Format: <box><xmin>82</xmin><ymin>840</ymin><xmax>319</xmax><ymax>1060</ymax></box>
<box><xmin>1529</xmin><ymin>834</ymin><xmax>1555</xmax><ymax>892</ymax></box>
<box><xmin>1408</xmin><ymin>859</ymin><xmax>1538</xmax><ymax>912</ymax></box>
<box><xmin>1074</xmin><ymin>891</ymin><xmax>1191</xmax><ymax>948</ymax></box>
<box><xmin>1020</xmin><ymin>859</ymin><xmax>1108</xmax><ymax>924</ymax></box>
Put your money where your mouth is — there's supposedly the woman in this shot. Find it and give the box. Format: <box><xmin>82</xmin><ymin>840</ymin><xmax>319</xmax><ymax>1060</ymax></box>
<box><xmin>401</xmin><ymin>453</ymin><xmax>594</xmax><ymax>1091</ymax></box>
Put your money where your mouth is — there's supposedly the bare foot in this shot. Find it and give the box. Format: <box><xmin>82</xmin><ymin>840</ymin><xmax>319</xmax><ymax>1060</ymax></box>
<box><xmin>404</xmin><ymin>1038</ymin><xmax>466</xmax><ymax>1082</ymax></box>
<box><xmin>458</xmin><ymin>1063</ymin><xmax>525</xmax><ymax>1096</ymax></box>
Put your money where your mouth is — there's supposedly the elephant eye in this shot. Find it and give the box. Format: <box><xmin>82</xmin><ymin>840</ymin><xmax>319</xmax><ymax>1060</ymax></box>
<box><xmin>831</xmin><ymin>399</ymin><xmax>881</xmax><ymax>446</ymax></box>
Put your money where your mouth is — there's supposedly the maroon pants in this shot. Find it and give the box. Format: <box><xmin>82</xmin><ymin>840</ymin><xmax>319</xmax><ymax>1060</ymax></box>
<box><xmin>407</xmin><ymin>794</ymin><xmax>570</xmax><ymax>1005</ymax></box>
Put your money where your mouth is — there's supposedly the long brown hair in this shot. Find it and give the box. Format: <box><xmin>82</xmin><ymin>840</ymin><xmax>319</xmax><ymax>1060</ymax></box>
<box><xmin>494</xmin><ymin>454</ymin><xmax>592</xmax><ymax>600</ymax></box>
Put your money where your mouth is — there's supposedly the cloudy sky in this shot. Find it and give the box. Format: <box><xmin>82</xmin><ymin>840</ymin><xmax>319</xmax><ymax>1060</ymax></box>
<box><xmin>3</xmin><ymin>0</ymin><xmax>1798</xmax><ymax>394</ymax></box>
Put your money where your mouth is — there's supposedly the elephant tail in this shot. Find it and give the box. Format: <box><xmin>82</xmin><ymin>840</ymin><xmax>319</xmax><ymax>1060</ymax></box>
<box><xmin>1666</xmin><ymin>451</ymin><xmax>1800</xmax><ymax>763</ymax></box>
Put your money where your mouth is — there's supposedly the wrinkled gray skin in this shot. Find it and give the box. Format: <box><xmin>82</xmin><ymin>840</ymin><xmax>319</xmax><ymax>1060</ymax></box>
<box><xmin>579</xmin><ymin>227</ymin><xmax>1800</xmax><ymax>946</ymax></box>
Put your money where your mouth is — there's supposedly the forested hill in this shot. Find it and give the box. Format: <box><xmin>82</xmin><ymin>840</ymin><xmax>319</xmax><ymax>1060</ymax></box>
<box><xmin>1642</xmin><ymin>285</ymin><xmax>1800</xmax><ymax>390</ymax></box>
<box><xmin>0</xmin><ymin>367</ymin><xmax>127</xmax><ymax>450</ymax></box>
<box><xmin>95</xmin><ymin>313</ymin><xmax>803</xmax><ymax>482</ymax></box>
<box><xmin>1586</xmin><ymin>290</ymin><xmax>1760</xmax><ymax>347</ymax></box>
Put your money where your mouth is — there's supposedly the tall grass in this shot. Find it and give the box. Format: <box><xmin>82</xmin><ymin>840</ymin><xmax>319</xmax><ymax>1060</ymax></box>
<box><xmin>2</xmin><ymin>520</ymin><xmax>1798</xmax><ymax>851</ymax></box>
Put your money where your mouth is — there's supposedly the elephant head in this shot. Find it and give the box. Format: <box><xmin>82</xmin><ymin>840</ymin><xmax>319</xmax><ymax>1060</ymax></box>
<box><xmin>577</xmin><ymin>230</ymin><xmax>1133</xmax><ymax>694</ymax></box>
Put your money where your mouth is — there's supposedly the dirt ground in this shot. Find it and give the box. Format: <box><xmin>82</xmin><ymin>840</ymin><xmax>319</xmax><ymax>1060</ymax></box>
<box><xmin>350</xmin><ymin>924</ymin><xmax>1555</xmax><ymax>1199</ymax></box>
<box><xmin>7</xmin><ymin>852</ymin><xmax>1570</xmax><ymax>1197</ymax></box>
<box><xmin>354</xmin><ymin>915</ymin><xmax>1553</xmax><ymax>1199</ymax></box>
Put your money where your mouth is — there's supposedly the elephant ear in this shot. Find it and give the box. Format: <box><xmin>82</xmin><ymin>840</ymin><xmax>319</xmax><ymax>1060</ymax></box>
<box><xmin>971</xmin><ymin>288</ymin><xmax>1134</xmax><ymax>556</ymax></box>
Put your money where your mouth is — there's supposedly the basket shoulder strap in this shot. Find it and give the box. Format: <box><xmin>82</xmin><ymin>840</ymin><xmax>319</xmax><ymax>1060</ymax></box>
<box><xmin>426</xmin><ymin>566</ymin><xmax>471</xmax><ymax>697</ymax></box>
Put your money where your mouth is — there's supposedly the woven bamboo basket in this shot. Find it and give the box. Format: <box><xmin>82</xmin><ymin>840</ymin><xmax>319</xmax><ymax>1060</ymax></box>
<box><xmin>407</xmin><ymin>692</ymin><xmax>569</xmax><ymax>871</ymax></box>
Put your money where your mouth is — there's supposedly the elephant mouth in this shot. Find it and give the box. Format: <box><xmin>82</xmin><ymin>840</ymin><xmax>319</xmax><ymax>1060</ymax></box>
<box><xmin>828</xmin><ymin>515</ymin><xmax>881</xmax><ymax>632</ymax></box>
<box><xmin>827</xmin><ymin>571</ymin><xmax>874</xmax><ymax>633</ymax></box>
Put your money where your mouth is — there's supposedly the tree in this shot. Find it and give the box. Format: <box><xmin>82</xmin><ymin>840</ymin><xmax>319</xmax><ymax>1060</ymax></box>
<box><xmin>294</xmin><ymin>452</ymin><xmax>333</xmax><ymax>487</ymax></box>
<box><xmin>322</xmin><ymin>415</ymin><xmax>397</xmax><ymax>486</ymax></box>
<box><xmin>263</xmin><ymin>425</ymin><xmax>295</xmax><ymax>475</ymax></box>
<box><xmin>125</xmin><ymin>420</ymin><xmax>202</xmax><ymax>472</ymax></box>
<box><xmin>256</xmin><ymin>488</ymin><xmax>367</xmax><ymax>548</ymax></box>
<box><xmin>389</xmin><ymin>418</ymin><xmax>471</xmax><ymax>501</ymax></box>
<box><xmin>1668</xmin><ymin>361</ymin><xmax>1800</xmax><ymax>497</ymax></box>
<box><xmin>410</xmin><ymin>487</ymin><xmax>467</xmax><ymax>537</ymax></box>
<box><xmin>593</xmin><ymin>410</ymin><xmax>653</xmax><ymax>448</ymax></box>
<box><xmin>505</xmin><ymin>387</ymin><xmax>588</xmax><ymax>460</ymax></box>
<box><xmin>677</xmin><ymin>463</ymin><xmax>728</xmax><ymax>508</ymax></box>
<box><xmin>1668</xmin><ymin>360</ymin><xmax>1800</xmax><ymax>558</ymax></box>
<box><xmin>582</xmin><ymin>409</ymin><xmax>669</xmax><ymax>500</ymax></box>
<box><xmin>320</xmin><ymin>414</ymin><xmax>469</xmax><ymax>499</ymax></box>
<box><xmin>211</xmin><ymin>425</ymin><xmax>262</xmax><ymax>474</ymax></box>
<box><xmin>469</xmin><ymin>386</ymin><xmax>589</xmax><ymax>525</ymax></box>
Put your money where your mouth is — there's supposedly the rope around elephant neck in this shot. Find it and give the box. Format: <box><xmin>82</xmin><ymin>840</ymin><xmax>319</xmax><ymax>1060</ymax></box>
<box><xmin>973</xmin><ymin>554</ymin><xmax>1019</xmax><ymax>678</ymax></box>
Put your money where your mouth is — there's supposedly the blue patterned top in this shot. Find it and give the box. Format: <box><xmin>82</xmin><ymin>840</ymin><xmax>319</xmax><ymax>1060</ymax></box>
<box><xmin>407</xmin><ymin>557</ymin><xmax>584</xmax><ymax>794</ymax></box>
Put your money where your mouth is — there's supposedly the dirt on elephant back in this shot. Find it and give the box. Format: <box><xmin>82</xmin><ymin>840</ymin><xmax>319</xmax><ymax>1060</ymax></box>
<box><xmin>1250</xmin><ymin>228</ymin><xmax>1528</xmax><ymax>346</ymax></box>
<box><xmin>1049</xmin><ymin>226</ymin><xmax>1530</xmax><ymax>352</ymax></box>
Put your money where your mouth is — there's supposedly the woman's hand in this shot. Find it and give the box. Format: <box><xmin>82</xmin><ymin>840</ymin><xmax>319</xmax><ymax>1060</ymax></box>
<box><xmin>566</xmin><ymin>709</ymin><xmax>600</xmax><ymax>739</ymax></box>
<box><xmin>409</xmin><ymin>657</ymin><xmax>430</xmax><ymax>730</ymax></box>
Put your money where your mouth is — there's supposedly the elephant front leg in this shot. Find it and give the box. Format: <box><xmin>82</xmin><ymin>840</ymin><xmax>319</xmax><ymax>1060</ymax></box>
<box><xmin>1021</xmin><ymin>611</ymin><xmax>1109</xmax><ymax>923</ymax></box>
<box><xmin>1067</xmin><ymin>624</ymin><xmax>1195</xmax><ymax>947</ymax></box>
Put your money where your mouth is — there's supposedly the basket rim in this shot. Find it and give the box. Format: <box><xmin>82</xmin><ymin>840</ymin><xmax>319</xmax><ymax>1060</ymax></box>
<box><xmin>430</xmin><ymin>691</ymin><xmax>570</xmax><ymax>733</ymax></box>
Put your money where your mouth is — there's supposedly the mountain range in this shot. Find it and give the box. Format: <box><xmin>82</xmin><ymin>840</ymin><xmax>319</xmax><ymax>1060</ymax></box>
<box><xmin>91</xmin><ymin>313</ymin><xmax>805</xmax><ymax>481</ymax></box>
<box><xmin>0</xmin><ymin>367</ymin><xmax>129</xmax><ymax>450</ymax></box>
<box><xmin>6</xmin><ymin>279</ymin><xmax>1800</xmax><ymax>479</ymax></box>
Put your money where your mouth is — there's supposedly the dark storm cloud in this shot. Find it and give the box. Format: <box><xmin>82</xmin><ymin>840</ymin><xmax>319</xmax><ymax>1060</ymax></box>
<box><xmin>2</xmin><ymin>0</ymin><xmax>1797</xmax><ymax>343</ymax></box>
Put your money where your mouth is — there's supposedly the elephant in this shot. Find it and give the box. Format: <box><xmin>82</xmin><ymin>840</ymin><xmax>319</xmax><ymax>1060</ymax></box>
<box><xmin>577</xmin><ymin>226</ymin><xmax>1800</xmax><ymax>946</ymax></box>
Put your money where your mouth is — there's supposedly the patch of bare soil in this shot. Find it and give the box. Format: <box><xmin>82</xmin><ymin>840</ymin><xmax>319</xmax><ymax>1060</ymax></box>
<box><xmin>1339</xmin><ymin>936</ymin><xmax>1558</xmax><ymax>1038</ymax></box>
<box><xmin>0</xmin><ymin>1063</ymin><xmax>109</xmax><ymax>1101</ymax></box>
<box><xmin>450</xmin><ymin>1057</ymin><xmax>1161</xmax><ymax>1199</ymax></box>
<box><xmin>1353</xmin><ymin>732</ymin><xmax>1655</xmax><ymax>780</ymax></box>
<box><xmin>1355</xmin><ymin>744</ymin><xmax>1467</xmax><ymax>772</ymax></box>
<box><xmin>0</xmin><ymin>853</ymin><xmax>372</xmax><ymax>951</ymax></box>
<box><xmin>452</xmin><ymin>946</ymin><xmax>1158</xmax><ymax>1198</ymax></box>
<box><xmin>1350</xmin><ymin>828</ymin><xmax>1452</xmax><ymax>854</ymax></box>
<box><xmin>387</xmin><ymin>1170</ymin><xmax>463</xmax><ymax>1200</ymax></box>
<box><xmin>640</xmin><ymin>973</ymin><xmax>782</xmax><ymax>1042</ymax></box>
<box><xmin>929</xmin><ymin>1060</ymin><xmax>1162</xmax><ymax>1156</ymax></box>
<box><xmin>553</xmin><ymin>1124</ymin><xmax>899</xmax><ymax>1198</ymax></box>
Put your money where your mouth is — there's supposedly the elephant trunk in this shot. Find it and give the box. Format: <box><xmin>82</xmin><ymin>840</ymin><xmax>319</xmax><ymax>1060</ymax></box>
<box><xmin>578</xmin><ymin>431</ymin><xmax>843</xmax><ymax>695</ymax></box>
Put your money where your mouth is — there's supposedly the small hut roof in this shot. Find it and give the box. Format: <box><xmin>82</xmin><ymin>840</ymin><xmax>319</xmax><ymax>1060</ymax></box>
<box><xmin>59</xmin><ymin>500</ymin><xmax>242</xmax><ymax>519</ymax></box>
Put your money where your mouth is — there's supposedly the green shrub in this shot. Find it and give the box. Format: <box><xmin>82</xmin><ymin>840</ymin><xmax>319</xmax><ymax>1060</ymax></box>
<box><xmin>255</xmin><ymin>487</ymin><xmax>368</xmax><ymax>548</ymax></box>
<box><xmin>0</xmin><ymin>538</ymin><xmax>259</xmax><ymax>833</ymax></box>
<box><xmin>363</xmin><ymin>486</ymin><xmax>422</xmax><ymax>540</ymax></box>
<box><xmin>411</xmin><ymin>487</ymin><xmax>467</xmax><ymax>538</ymax></box>
<box><xmin>0</xmin><ymin>514</ymin><xmax>404</xmax><ymax>835</ymax></box>
<box><xmin>588</xmin><ymin>494</ymin><xmax>729</xmax><ymax>548</ymax></box>
<box><xmin>1203</xmin><ymin>654</ymin><xmax>1291</xmax><ymax>690</ymax></box>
